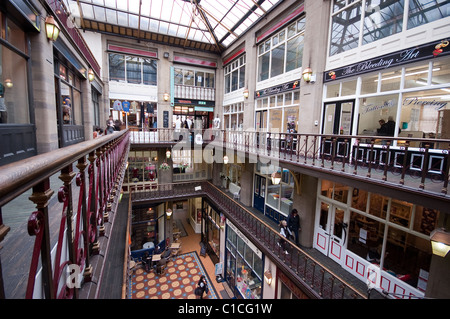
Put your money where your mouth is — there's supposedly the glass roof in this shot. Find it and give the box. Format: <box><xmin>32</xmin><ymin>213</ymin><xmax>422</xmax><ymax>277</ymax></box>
<box><xmin>61</xmin><ymin>0</ymin><xmax>281</xmax><ymax>51</ymax></box>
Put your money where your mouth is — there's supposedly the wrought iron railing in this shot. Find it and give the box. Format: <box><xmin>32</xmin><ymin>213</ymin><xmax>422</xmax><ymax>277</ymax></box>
<box><xmin>0</xmin><ymin>130</ymin><xmax>130</xmax><ymax>299</ymax></box>
<box><xmin>130</xmin><ymin>180</ymin><xmax>366</xmax><ymax>299</ymax></box>
<box><xmin>130</xmin><ymin>128</ymin><xmax>450</xmax><ymax>197</ymax></box>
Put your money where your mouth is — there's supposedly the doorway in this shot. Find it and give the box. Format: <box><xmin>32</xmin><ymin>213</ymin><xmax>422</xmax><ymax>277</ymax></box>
<box><xmin>314</xmin><ymin>201</ymin><xmax>349</xmax><ymax>265</ymax></box>
<box><xmin>253</xmin><ymin>175</ymin><xmax>266</xmax><ymax>213</ymax></box>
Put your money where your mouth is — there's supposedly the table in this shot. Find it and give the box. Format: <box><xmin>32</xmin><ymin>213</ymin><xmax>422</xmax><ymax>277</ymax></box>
<box><xmin>143</xmin><ymin>242</ymin><xmax>154</xmax><ymax>249</ymax></box>
<box><xmin>170</xmin><ymin>242</ymin><xmax>181</xmax><ymax>249</ymax></box>
<box><xmin>152</xmin><ymin>253</ymin><xmax>161</xmax><ymax>262</ymax></box>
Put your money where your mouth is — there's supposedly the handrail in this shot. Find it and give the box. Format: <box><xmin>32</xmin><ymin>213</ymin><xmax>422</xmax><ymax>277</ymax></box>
<box><xmin>0</xmin><ymin>130</ymin><xmax>130</xmax><ymax>299</ymax></box>
<box><xmin>131</xmin><ymin>180</ymin><xmax>366</xmax><ymax>299</ymax></box>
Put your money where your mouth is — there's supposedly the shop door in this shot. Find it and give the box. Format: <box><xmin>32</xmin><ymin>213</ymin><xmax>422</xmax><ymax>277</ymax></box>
<box><xmin>253</xmin><ymin>175</ymin><xmax>266</xmax><ymax>213</ymax></box>
<box><xmin>314</xmin><ymin>202</ymin><xmax>348</xmax><ymax>265</ymax></box>
<box><xmin>322</xmin><ymin>100</ymin><xmax>354</xmax><ymax>158</ymax></box>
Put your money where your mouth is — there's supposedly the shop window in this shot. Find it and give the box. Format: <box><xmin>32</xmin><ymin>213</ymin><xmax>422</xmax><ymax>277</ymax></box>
<box><xmin>360</xmin><ymin>73</ymin><xmax>379</xmax><ymax>94</ymax></box>
<box><xmin>413</xmin><ymin>206</ymin><xmax>440</xmax><ymax>236</ymax></box>
<box><xmin>351</xmin><ymin>188</ymin><xmax>368</xmax><ymax>212</ymax></box>
<box><xmin>109</xmin><ymin>53</ymin><xmax>157</xmax><ymax>85</ymax></box>
<box><xmin>362</xmin><ymin>0</ymin><xmax>404</xmax><ymax>45</ymax></box>
<box><xmin>341</xmin><ymin>80</ymin><xmax>357</xmax><ymax>96</ymax></box>
<box><xmin>358</xmin><ymin>94</ymin><xmax>398</xmax><ymax>136</ymax></box>
<box><xmin>109</xmin><ymin>53</ymin><xmax>125</xmax><ymax>81</ymax></box>
<box><xmin>348</xmin><ymin>212</ymin><xmax>385</xmax><ymax>262</ymax></box>
<box><xmin>0</xmin><ymin>44</ymin><xmax>29</xmax><ymax>124</ymax></box>
<box><xmin>379</xmin><ymin>69</ymin><xmax>402</xmax><ymax>92</ymax></box>
<box><xmin>330</xmin><ymin>3</ymin><xmax>361</xmax><ymax>55</ymax></box>
<box><xmin>407</xmin><ymin>0</ymin><xmax>450</xmax><ymax>30</ymax></box>
<box><xmin>431</xmin><ymin>56</ymin><xmax>450</xmax><ymax>85</ymax></box>
<box><xmin>326</xmin><ymin>83</ymin><xmax>340</xmax><ymax>98</ymax></box>
<box><xmin>404</xmin><ymin>63</ymin><xmax>430</xmax><ymax>89</ymax></box>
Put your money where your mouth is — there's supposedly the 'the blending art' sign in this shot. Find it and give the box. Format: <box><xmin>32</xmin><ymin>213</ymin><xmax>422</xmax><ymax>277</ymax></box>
<box><xmin>324</xmin><ymin>38</ymin><xmax>449</xmax><ymax>82</ymax></box>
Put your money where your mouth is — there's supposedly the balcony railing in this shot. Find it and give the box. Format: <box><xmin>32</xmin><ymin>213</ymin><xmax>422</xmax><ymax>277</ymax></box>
<box><xmin>131</xmin><ymin>180</ymin><xmax>367</xmax><ymax>299</ymax></box>
<box><xmin>130</xmin><ymin>128</ymin><xmax>450</xmax><ymax>198</ymax></box>
<box><xmin>0</xmin><ymin>130</ymin><xmax>130</xmax><ymax>299</ymax></box>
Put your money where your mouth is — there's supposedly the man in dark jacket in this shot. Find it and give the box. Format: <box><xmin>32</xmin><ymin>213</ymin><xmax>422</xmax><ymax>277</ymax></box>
<box><xmin>287</xmin><ymin>209</ymin><xmax>301</xmax><ymax>245</ymax></box>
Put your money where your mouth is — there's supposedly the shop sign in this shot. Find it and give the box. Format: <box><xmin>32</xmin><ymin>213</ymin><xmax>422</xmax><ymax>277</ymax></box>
<box><xmin>324</xmin><ymin>38</ymin><xmax>449</xmax><ymax>82</ymax></box>
<box><xmin>255</xmin><ymin>79</ymin><xmax>300</xmax><ymax>99</ymax></box>
<box><xmin>403</xmin><ymin>97</ymin><xmax>448</xmax><ymax>110</ymax></box>
<box><xmin>174</xmin><ymin>98</ymin><xmax>215</xmax><ymax>107</ymax></box>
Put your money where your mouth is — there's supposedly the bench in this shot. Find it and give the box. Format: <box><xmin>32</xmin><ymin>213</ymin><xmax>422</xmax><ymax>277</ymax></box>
<box><xmin>229</xmin><ymin>182</ymin><xmax>241</xmax><ymax>201</ymax></box>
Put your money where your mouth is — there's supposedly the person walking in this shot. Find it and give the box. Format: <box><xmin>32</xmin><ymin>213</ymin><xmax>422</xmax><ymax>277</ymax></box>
<box><xmin>106</xmin><ymin>115</ymin><xmax>115</xmax><ymax>134</ymax></box>
<box><xmin>195</xmin><ymin>275</ymin><xmax>208</xmax><ymax>299</ymax></box>
<box><xmin>287</xmin><ymin>209</ymin><xmax>301</xmax><ymax>245</ymax></box>
<box><xmin>277</xmin><ymin>220</ymin><xmax>291</xmax><ymax>254</ymax></box>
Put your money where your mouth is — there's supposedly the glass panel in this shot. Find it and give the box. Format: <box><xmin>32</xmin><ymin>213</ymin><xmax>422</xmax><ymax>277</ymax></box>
<box><xmin>333</xmin><ymin>184</ymin><xmax>349</xmax><ymax>204</ymax></box>
<box><xmin>266</xmin><ymin>176</ymin><xmax>280</xmax><ymax>209</ymax></box>
<box><xmin>73</xmin><ymin>89</ymin><xmax>82</xmax><ymax>125</ymax></box>
<box><xmin>7</xmin><ymin>18</ymin><xmax>26</xmax><ymax>53</ymax></box>
<box><xmin>1</xmin><ymin>45</ymin><xmax>30</xmax><ymax>124</ymax></box>
<box><xmin>319</xmin><ymin>202</ymin><xmax>329</xmax><ymax>230</ymax></box>
<box><xmin>286</xmin><ymin>34</ymin><xmax>303</xmax><ymax>72</ymax></box>
<box><xmin>258</xmin><ymin>52</ymin><xmax>270</xmax><ymax>81</ymax></box>
<box><xmin>225</xmin><ymin>74</ymin><xmax>230</xmax><ymax>93</ymax></box>
<box><xmin>401</xmin><ymin>89</ymin><xmax>447</xmax><ymax>135</ymax></box>
<box><xmin>368</xmin><ymin>193</ymin><xmax>387</xmax><ymax>219</ymax></box>
<box><xmin>61</xmin><ymin>82</ymin><xmax>73</xmax><ymax>124</ymax></box>
<box><xmin>109</xmin><ymin>53</ymin><xmax>125</xmax><ymax>81</ymax></box>
<box><xmin>333</xmin><ymin>207</ymin><xmax>345</xmax><ymax>238</ymax></box>
<box><xmin>362</xmin><ymin>0</ymin><xmax>404</xmax><ymax>45</ymax></box>
<box><xmin>270</xmin><ymin>45</ymin><xmax>285</xmax><ymax>78</ymax></box>
<box><xmin>283</xmin><ymin>106</ymin><xmax>298</xmax><ymax>132</ymax></box>
<box><xmin>330</xmin><ymin>3</ymin><xmax>361</xmax><ymax>55</ymax></box>
<box><xmin>126</xmin><ymin>56</ymin><xmax>142</xmax><ymax>84</ymax></box>
<box><xmin>432</xmin><ymin>56</ymin><xmax>450</xmax><ymax>86</ymax></box>
<box><xmin>341</xmin><ymin>80</ymin><xmax>356</xmax><ymax>96</ymax></box>
<box><xmin>389</xmin><ymin>200</ymin><xmax>412</xmax><ymax>228</ymax></box>
<box><xmin>174</xmin><ymin>68</ymin><xmax>183</xmax><ymax>85</ymax></box>
<box><xmin>143</xmin><ymin>58</ymin><xmax>157</xmax><ymax>85</ymax></box>
<box><xmin>380</xmin><ymin>69</ymin><xmax>401</xmax><ymax>92</ymax></box>
<box><xmin>404</xmin><ymin>63</ymin><xmax>430</xmax><ymax>89</ymax></box>
<box><xmin>323</xmin><ymin>103</ymin><xmax>336</xmax><ymax>134</ymax></box>
<box><xmin>385</xmin><ymin>227</ymin><xmax>432</xmax><ymax>288</ymax></box>
<box><xmin>195</xmin><ymin>71</ymin><xmax>204</xmax><ymax>87</ymax></box>
<box><xmin>408</xmin><ymin>0</ymin><xmax>450</xmax><ymax>29</ymax></box>
<box><xmin>348</xmin><ymin>212</ymin><xmax>385</xmax><ymax>261</ymax></box>
<box><xmin>358</xmin><ymin>94</ymin><xmax>399</xmax><ymax>136</ymax></box>
<box><xmin>360</xmin><ymin>73</ymin><xmax>379</xmax><ymax>94</ymax></box>
<box><xmin>183</xmin><ymin>69</ymin><xmax>194</xmax><ymax>86</ymax></box>
<box><xmin>269</xmin><ymin>108</ymin><xmax>282</xmax><ymax>132</ymax></box>
<box><xmin>205</xmin><ymin>72</ymin><xmax>214</xmax><ymax>88</ymax></box>
<box><xmin>231</xmin><ymin>69</ymin><xmax>239</xmax><ymax>91</ymax></box>
<box><xmin>239</xmin><ymin>65</ymin><xmax>245</xmax><ymax>89</ymax></box>
<box><xmin>351</xmin><ymin>188</ymin><xmax>368</xmax><ymax>212</ymax></box>
<box><xmin>413</xmin><ymin>206</ymin><xmax>440</xmax><ymax>236</ymax></box>
<box><xmin>326</xmin><ymin>83</ymin><xmax>340</xmax><ymax>98</ymax></box>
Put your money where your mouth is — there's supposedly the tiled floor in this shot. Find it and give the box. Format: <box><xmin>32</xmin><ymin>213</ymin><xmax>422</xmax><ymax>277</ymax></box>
<box><xmin>128</xmin><ymin>217</ymin><xmax>227</xmax><ymax>299</ymax></box>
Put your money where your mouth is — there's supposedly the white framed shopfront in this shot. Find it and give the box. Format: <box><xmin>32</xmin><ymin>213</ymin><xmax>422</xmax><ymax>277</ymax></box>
<box><xmin>322</xmin><ymin>39</ymin><xmax>450</xmax><ymax>142</ymax></box>
<box><xmin>313</xmin><ymin>178</ymin><xmax>442</xmax><ymax>299</ymax></box>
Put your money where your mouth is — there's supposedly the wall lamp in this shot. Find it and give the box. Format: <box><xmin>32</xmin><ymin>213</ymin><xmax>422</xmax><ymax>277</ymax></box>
<box><xmin>88</xmin><ymin>69</ymin><xmax>95</xmax><ymax>82</ymax></box>
<box><xmin>166</xmin><ymin>208</ymin><xmax>173</xmax><ymax>219</ymax></box>
<box><xmin>302</xmin><ymin>67</ymin><xmax>313</xmax><ymax>83</ymax></box>
<box><xmin>223</xmin><ymin>155</ymin><xmax>229</xmax><ymax>164</ymax></box>
<box><xmin>243</xmin><ymin>89</ymin><xmax>249</xmax><ymax>99</ymax></box>
<box><xmin>264</xmin><ymin>269</ymin><xmax>273</xmax><ymax>285</ymax></box>
<box><xmin>430</xmin><ymin>228</ymin><xmax>450</xmax><ymax>257</ymax></box>
<box><xmin>166</xmin><ymin>149</ymin><xmax>171</xmax><ymax>159</ymax></box>
<box><xmin>45</xmin><ymin>15</ymin><xmax>60</xmax><ymax>41</ymax></box>
<box><xmin>163</xmin><ymin>92</ymin><xmax>170</xmax><ymax>101</ymax></box>
<box><xmin>271</xmin><ymin>171</ymin><xmax>281</xmax><ymax>185</ymax></box>
<box><xmin>4</xmin><ymin>79</ymin><xmax>13</xmax><ymax>88</ymax></box>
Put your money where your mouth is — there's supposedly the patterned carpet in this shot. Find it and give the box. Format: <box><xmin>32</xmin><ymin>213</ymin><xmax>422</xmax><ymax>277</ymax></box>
<box><xmin>128</xmin><ymin>251</ymin><xmax>217</xmax><ymax>299</ymax></box>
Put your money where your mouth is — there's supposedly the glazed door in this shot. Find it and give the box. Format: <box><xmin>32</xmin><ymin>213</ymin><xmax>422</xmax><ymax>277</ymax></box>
<box><xmin>253</xmin><ymin>175</ymin><xmax>266</xmax><ymax>213</ymax></box>
<box><xmin>314</xmin><ymin>202</ymin><xmax>348</xmax><ymax>265</ymax></box>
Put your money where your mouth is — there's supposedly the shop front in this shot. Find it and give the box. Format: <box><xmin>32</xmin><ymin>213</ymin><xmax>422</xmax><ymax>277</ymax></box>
<box><xmin>202</xmin><ymin>200</ymin><xmax>223</xmax><ymax>265</ymax></box>
<box><xmin>322</xmin><ymin>38</ymin><xmax>450</xmax><ymax>178</ymax></box>
<box><xmin>314</xmin><ymin>179</ymin><xmax>441</xmax><ymax>298</ymax></box>
<box><xmin>109</xmin><ymin>99</ymin><xmax>157</xmax><ymax>131</ymax></box>
<box><xmin>173</xmin><ymin>99</ymin><xmax>215</xmax><ymax>130</ymax></box>
<box><xmin>225</xmin><ymin>220</ymin><xmax>264</xmax><ymax>299</ymax></box>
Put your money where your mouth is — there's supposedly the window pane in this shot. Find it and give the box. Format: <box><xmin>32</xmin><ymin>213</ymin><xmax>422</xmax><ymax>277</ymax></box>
<box><xmin>330</xmin><ymin>4</ymin><xmax>361</xmax><ymax>55</ymax></box>
<box><xmin>432</xmin><ymin>56</ymin><xmax>450</xmax><ymax>85</ymax></box>
<box><xmin>286</xmin><ymin>35</ymin><xmax>303</xmax><ymax>72</ymax></box>
<box><xmin>258</xmin><ymin>52</ymin><xmax>270</xmax><ymax>81</ymax></box>
<box><xmin>341</xmin><ymin>80</ymin><xmax>357</xmax><ymax>96</ymax></box>
<box><xmin>404</xmin><ymin>63</ymin><xmax>430</xmax><ymax>89</ymax></box>
<box><xmin>109</xmin><ymin>53</ymin><xmax>125</xmax><ymax>81</ymax></box>
<box><xmin>1</xmin><ymin>45</ymin><xmax>30</xmax><ymax>124</ymax></box>
<box><xmin>361</xmin><ymin>73</ymin><xmax>378</xmax><ymax>94</ymax></box>
<box><xmin>408</xmin><ymin>0</ymin><xmax>450</xmax><ymax>29</ymax></box>
<box><xmin>225</xmin><ymin>74</ymin><xmax>230</xmax><ymax>93</ymax></box>
<box><xmin>205</xmin><ymin>72</ymin><xmax>215</xmax><ymax>88</ymax></box>
<box><xmin>183</xmin><ymin>69</ymin><xmax>194</xmax><ymax>86</ymax></box>
<box><xmin>196</xmin><ymin>71</ymin><xmax>204</xmax><ymax>87</ymax></box>
<box><xmin>126</xmin><ymin>56</ymin><xmax>142</xmax><ymax>84</ymax></box>
<box><xmin>380</xmin><ymin>68</ymin><xmax>401</xmax><ymax>92</ymax></box>
<box><xmin>271</xmin><ymin>45</ymin><xmax>285</xmax><ymax>78</ymax></box>
<box><xmin>358</xmin><ymin>94</ymin><xmax>398</xmax><ymax>136</ymax></box>
<box><xmin>362</xmin><ymin>0</ymin><xmax>404</xmax><ymax>45</ymax></box>
<box><xmin>143</xmin><ymin>58</ymin><xmax>157</xmax><ymax>85</ymax></box>
<box><xmin>231</xmin><ymin>69</ymin><xmax>239</xmax><ymax>91</ymax></box>
<box><xmin>73</xmin><ymin>89</ymin><xmax>82</xmax><ymax>125</ymax></box>
<box><xmin>239</xmin><ymin>66</ymin><xmax>245</xmax><ymax>89</ymax></box>
<box><xmin>174</xmin><ymin>68</ymin><xmax>183</xmax><ymax>85</ymax></box>
<box><xmin>414</xmin><ymin>206</ymin><xmax>440</xmax><ymax>235</ymax></box>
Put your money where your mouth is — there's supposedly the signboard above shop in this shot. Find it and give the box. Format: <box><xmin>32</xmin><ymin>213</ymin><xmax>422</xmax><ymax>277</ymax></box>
<box><xmin>324</xmin><ymin>38</ymin><xmax>450</xmax><ymax>82</ymax></box>
<box><xmin>173</xmin><ymin>98</ymin><xmax>215</xmax><ymax>107</ymax></box>
<box><xmin>254</xmin><ymin>79</ymin><xmax>300</xmax><ymax>99</ymax></box>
